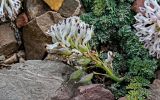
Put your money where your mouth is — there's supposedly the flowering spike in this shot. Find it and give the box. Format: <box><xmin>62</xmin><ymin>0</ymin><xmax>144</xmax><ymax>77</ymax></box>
<box><xmin>46</xmin><ymin>16</ymin><xmax>94</xmax><ymax>54</ymax></box>
<box><xmin>0</xmin><ymin>0</ymin><xmax>21</xmax><ymax>21</ymax></box>
<box><xmin>133</xmin><ymin>0</ymin><xmax>160</xmax><ymax>59</ymax></box>
<box><xmin>46</xmin><ymin>16</ymin><xmax>123</xmax><ymax>82</ymax></box>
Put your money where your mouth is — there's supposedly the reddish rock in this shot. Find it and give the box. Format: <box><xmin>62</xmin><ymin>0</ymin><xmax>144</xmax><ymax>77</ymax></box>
<box><xmin>0</xmin><ymin>23</ymin><xmax>18</xmax><ymax>57</ymax></box>
<box><xmin>16</xmin><ymin>13</ymin><xmax>28</xmax><ymax>28</ymax></box>
<box><xmin>131</xmin><ymin>0</ymin><xmax>144</xmax><ymax>13</ymax></box>
<box><xmin>72</xmin><ymin>84</ymin><xmax>114</xmax><ymax>100</ymax></box>
<box><xmin>23</xmin><ymin>11</ymin><xmax>64</xmax><ymax>60</ymax></box>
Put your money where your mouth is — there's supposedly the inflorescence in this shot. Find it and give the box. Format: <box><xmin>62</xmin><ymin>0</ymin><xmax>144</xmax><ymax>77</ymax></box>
<box><xmin>46</xmin><ymin>16</ymin><xmax>123</xmax><ymax>82</ymax></box>
<box><xmin>0</xmin><ymin>0</ymin><xmax>21</xmax><ymax>21</ymax></box>
<box><xmin>134</xmin><ymin>0</ymin><xmax>160</xmax><ymax>59</ymax></box>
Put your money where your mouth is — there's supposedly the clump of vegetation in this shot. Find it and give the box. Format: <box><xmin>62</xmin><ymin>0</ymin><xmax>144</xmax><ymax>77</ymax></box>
<box><xmin>81</xmin><ymin>0</ymin><xmax>158</xmax><ymax>99</ymax></box>
<box><xmin>46</xmin><ymin>16</ymin><xmax>123</xmax><ymax>84</ymax></box>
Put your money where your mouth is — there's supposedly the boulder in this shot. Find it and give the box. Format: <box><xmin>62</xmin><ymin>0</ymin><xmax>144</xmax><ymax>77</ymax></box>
<box><xmin>58</xmin><ymin>0</ymin><xmax>81</xmax><ymax>17</ymax></box>
<box><xmin>149</xmin><ymin>79</ymin><xmax>160</xmax><ymax>100</ymax></box>
<box><xmin>24</xmin><ymin>0</ymin><xmax>50</xmax><ymax>20</ymax></box>
<box><xmin>0</xmin><ymin>60</ymin><xmax>73</xmax><ymax>100</ymax></box>
<box><xmin>72</xmin><ymin>84</ymin><xmax>114</xmax><ymax>100</ymax></box>
<box><xmin>23</xmin><ymin>11</ymin><xmax>64</xmax><ymax>60</ymax></box>
<box><xmin>0</xmin><ymin>23</ymin><xmax>18</xmax><ymax>57</ymax></box>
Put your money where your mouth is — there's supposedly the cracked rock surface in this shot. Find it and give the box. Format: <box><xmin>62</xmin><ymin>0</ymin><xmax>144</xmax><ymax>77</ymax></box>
<box><xmin>0</xmin><ymin>60</ymin><xmax>73</xmax><ymax>100</ymax></box>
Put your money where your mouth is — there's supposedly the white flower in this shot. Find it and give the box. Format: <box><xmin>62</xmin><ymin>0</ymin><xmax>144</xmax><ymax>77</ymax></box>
<box><xmin>0</xmin><ymin>0</ymin><xmax>21</xmax><ymax>21</ymax></box>
<box><xmin>46</xmin><ymin>16</ymin><xmax>94</xmax><ymax>55</ymax></box>
<box><xmin>104</xmin><ymin>51</ymin><xmax>115</xmax><ymax>69</ymax></box>
<box><xmin>133</xmin><ymin>0</ymin><xmax>160</xmax><ymax>59</ymax></box>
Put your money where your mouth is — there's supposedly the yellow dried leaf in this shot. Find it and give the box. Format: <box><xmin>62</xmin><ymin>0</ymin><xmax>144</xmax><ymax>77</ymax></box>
<box><xmin>43</xmin><ymin>0</ymin><xmax>64</xmax><ymax>11</ymax></box>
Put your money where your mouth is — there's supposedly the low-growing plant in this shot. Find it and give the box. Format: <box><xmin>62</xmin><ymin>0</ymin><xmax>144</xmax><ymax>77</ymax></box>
<box><xmin>81</xmin><ymin>0</ymin><xmax>158</xmax><ymax>99</ymax></box>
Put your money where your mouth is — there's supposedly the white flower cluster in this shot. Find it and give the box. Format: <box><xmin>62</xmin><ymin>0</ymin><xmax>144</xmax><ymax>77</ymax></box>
<box><xmin>133</xmin><ymin>0</ymin><xmax>160</xmax><ymax>59</ymax></box>
<box><xmin>0</xmin><ymin>0</ymin><xmax>21</xmax><ymax>21</ymax></box>
<box><xmin>46</xmin><ymin>16</ymin><xmax>94</xmax><ymax>55</ymax></box>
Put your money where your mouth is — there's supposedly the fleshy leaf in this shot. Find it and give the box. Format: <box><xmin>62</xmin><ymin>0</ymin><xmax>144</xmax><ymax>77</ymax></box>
<box><xmin>69</xmin><ymin>69</ymin><xmax>85</xmax><ymax>81</ymax></box>
<box><xmin>79</xmin><ymin>73</ymin><xmax>94</xmax><ymax>84</ymax></box>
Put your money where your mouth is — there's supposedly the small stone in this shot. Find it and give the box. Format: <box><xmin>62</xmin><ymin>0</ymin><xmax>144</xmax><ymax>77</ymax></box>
<box><xmin>0</xmin><ymin>55</ymin><xmax>5</xmax><ymax>61</ymax></box>
<box><xmin>4</xmin><ymin>53</ymin><xmax>18</xmax><ymax>64</ymax></box>
<box><xmin>17</xmin><ymin>50</ymin><xmax>25</xmax><ymax>58</ymax></box>
<box><xmin>43</xmin><ymin>0</ymin><xmax>64</xmax><ymax>11</ymax></box>
<box><xmin>58</xmin><ymin>0</ymin><xmax>81</xmax><ymax>17</ymax></box>
<box><xmin>72</xmin><ymin>84</ymin><xmax>114</xmax><ymax>100</ymax></box>
<box><xmin>131</xmin><ymin>0</ymin><xmax>144</xmax><ymax>13</ymax></box>
<box><xmin>23</xmin><ymin>11</ymin><xmax>64</xmax><ymax>60</ymax></box>
<box><xmin>0</xmin><ymin>23</ymin><xmax>18</xmax><ymax>57</ymax></box>
<box><xmin>149</xmin><ymin>79</ymin><xmax>160</xmax><ymax>100</ymax></box>
<box><xmin>18</xmin><ymin>57</ymin><xmax>25</xmax><ymax>63</ymax></box>
<box><xmin>16</xmin><ymin>13</ymin><xmax>29</xmax><ymax>28</ymax></box>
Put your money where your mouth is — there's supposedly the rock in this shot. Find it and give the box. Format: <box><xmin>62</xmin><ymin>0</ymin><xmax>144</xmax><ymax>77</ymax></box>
<box><xmin>149</xmin><ymin>79</ymin><xmax>160</xmax><ymax>100</ymax></box>
<box><xmin>43</xmin><ymin>0</ymin><xmax>64</xmax><ymax>11</ymax></box>
<box><xmin>72</xmin><ymin>84</ymin><xmax>114</xmax><ymax>100</ymax></box>
<box><xmin>58</xmin><ymin>0</ymin><xmax>81</xmax><ymax>17</ymax></box>
<box><xmin>0</xmin><ymin>55</ymin><xmax>5</xmax><ymax>61</ymax></box>
<box><xmin>16</xmin><ymin>13</ymin><xmax>29</xmax><ymax>28</ymax></box>
<box><xmin>131</xmin><ymin>0</ymin><xmax>144</xmax><ymax>13</ymax></box>
<box><xmin>24</xmin><ymin>0</ymin><xmax>50</xmax><ymax>20</ymax></box>
<box><xmin>0</xmin><ymin>23</ymin><xmax>18</xmax><ymax>57</ymax></box>
<box><xmin>52</xmin><ymin>86</ymin><xmax>73</xmax><ymax>100</ymax></box>
<box><xmin>4</xmin><ymin>53</ymin><xmax>18</xmax><ymax>64</ymax></box>
<box><xmin>17</xmin><ymin>50</ymin><xmax>25</xmax><ymax>63</ymax></box>
<box><xmin>17</xmin><ymin>50</ymin><xmax>25</xmax><ymax>59</ymax></box>
<box><xmin>23</xmin><ymin>11</ymin><xmax>64</xmax><ymax>60</ymax></box>
<box><xmin>0</xmin><ymin>60</ymin><xmax>73</xmax><ymax>100</ymax></box>
<box><xmin>156</xmin><ymin>70</ymin><xmax>160</xmax><ymax>80</ymax></box>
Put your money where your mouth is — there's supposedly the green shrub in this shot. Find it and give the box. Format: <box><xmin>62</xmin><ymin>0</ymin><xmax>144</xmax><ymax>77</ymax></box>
<box><xmin>81</xmin><ymin>0</ymin><xmax>158</xmax><ymax>99</ymax></box>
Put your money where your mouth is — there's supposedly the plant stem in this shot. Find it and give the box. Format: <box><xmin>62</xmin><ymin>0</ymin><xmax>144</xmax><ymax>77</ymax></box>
<box><xmin>86</xmin><ymin>52</ymin><xmax>123</xmax><ymax>82</ymax></box>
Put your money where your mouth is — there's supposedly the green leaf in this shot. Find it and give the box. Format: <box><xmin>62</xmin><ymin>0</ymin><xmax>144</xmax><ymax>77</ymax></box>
<box><xmin>69</xmin><ymin>69</ymin><xmax>84</xmax><ymax>81</ymax></box>
<box><xmin>79</xmin><ymin>73</ymin><xmax>94</xmax><ymax>84</ymax></box>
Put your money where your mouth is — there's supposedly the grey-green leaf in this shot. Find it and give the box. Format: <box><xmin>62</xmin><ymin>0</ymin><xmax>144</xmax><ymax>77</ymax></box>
<box><xmin>69</xmin><ymin>69</ymin><xmax>84</xmax><ymax>81</ymax></box>
<box><xmin>79</xmin><ymin>73</ymin><xmax>94</xmax><ymax>84</ymax></box>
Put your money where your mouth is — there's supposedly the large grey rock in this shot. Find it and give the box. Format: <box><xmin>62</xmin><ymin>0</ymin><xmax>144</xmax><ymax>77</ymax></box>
<box><xmin>0</xmin><ymin>23</ymin><xmax>18</xmax><ymax>57</ymax></box>
<box><xmin>23</xmin><ymin>11</ymin><xmax>64</xmax><ymax>60</ymax></box>
<box><xmin>0</xmin><ymin>60</ymin><xmax>73</xmax><ymax>100</ymax></box>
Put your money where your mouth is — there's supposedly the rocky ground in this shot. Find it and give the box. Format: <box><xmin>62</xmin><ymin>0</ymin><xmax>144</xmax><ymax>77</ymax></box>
<box><xmin>0</xmin><ymin>0</ymin><xmax>115</xmax><ymax>100</ymax></box>
<box><xmin>0</xmin><ymin>0</ymin><xmax>160</xmax><ymax>100</ymax></box>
